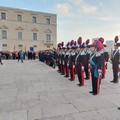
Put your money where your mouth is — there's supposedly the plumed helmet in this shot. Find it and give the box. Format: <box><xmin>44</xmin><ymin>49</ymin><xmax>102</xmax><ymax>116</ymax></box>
<box><xmin>61</xmin><ymin>42</ymin><xmax>64</xmax><ymax>47</ymax></box>
<box><xmin>74</xmin><ymin>41</ymin><xmax>76</xmax><ymax>46</ymax></box>
<box><xmin>85</xmin><ymin>39</ymin><xmax>90</xmax><ymax>46</ymax></box>
<box><xmin>98</xmin><ymin>37</ymin><xmax>104</xmax><ymax>44</ymax></box>
<box><xmin>70</xmin><ymin>40</ymin><xmax>74</xmax><ymax>46</ymax></box>
<box><xmin>92</xmin><ymin>40</ymin><xmax>104</xmax><ymax>50</ymax></box>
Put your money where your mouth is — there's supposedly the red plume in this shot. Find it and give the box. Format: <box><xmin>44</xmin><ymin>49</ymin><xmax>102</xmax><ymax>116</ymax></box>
<box><xmin>71</xmin><ymin>40</ymin><xmax>74</xmax><ymax>43</ymax></box>
<box><xmin>114</xmin><ymin>36</ymin><xmax>119</xmax><ymax>43</ymax></box>
<box><xmin>77</xmin><ymin>37</ymin><xmax>82</xmax><ymax>45</ymax></box>
<box><xmin>61</xmin><ymin>41</ymin><xmax>64</xmax><ymax>47</ymax></box>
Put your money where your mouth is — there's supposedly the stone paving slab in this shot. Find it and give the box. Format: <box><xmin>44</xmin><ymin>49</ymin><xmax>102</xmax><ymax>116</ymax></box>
<box><xmin>0</xmin><ymin>60</ymin><xmax>120</xmax><ymax>120</ymax></box>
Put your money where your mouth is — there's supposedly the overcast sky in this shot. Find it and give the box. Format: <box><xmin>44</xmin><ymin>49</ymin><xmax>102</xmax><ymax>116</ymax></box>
<box><xmin>0</xmin><ymin>0</ymin><xmax>120</xmax><ymax>44</ymax></box>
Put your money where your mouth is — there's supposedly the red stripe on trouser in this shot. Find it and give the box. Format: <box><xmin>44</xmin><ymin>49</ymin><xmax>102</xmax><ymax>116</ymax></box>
<box><xmin>96</xmin><ymin>76</ymin><xmax>101</xmax><ymax>94</ymax></box>
<box><xmin>74</xmin><ymin>67</ymin><xmax>77</xmax><ymax>74</ymax></box>
<box><xmin>80</xmin><ymin>64</ymin><xmax>84</xmax><ymax>85</ymax></box>
<box><xmin>88</xmin><ymin>71</ymin><xmax>90</xmax><ymax>79</ymax></box>
<box><xmin>63</xmin><ymin>65</ymin><xmax>66</xmax><ymax>75</ymax></box>
<box><xmin>58</xmin><ymin>63</ymin><xmax>60</xmax><ymax>71</ymax></box>
<box><xmin>118</xmin><ymin>67</ymin><xmax>120</xmax><ymax>79</ymax></box>
<box><xmin>102</xmin><ymin>60</ymin><xmax>106</xmax><ymax>77</ymax></box>
<box><xmin>60</xmin><ymin>64</ymin><xmax>62</xmax><ymax>73</ymax></box>
<box><xmin>66</xmin><ymin>60</ymin><xmax>70</xmax><ymax>77</ymax></box>
<box><xmin>75</xmin><ymin>68</ymin><xmax>78</xmax><ymax>74</ymax></box>
<box><xmin>88</xmin><ymin>63</ymin><xmax>90</xmax><ymax>79</ymax></box>
<box><xmin>68</xmin><ymin>67</ymin><xmax>70</xmax><ymax>77</ymax></box>
<box><xmin>81</xmin><ymin>69</ymin><xmax>84</xmax><ymax>85</ymax></box>
<box><xmin>96</xmin><ymin>78</ymin><xmax>98</xmax><ymax>94</ymax></box>
<box><xmin>118</xmin><ymin>68</ymin><xmax>120</xmax><ymax>72</ymax></box>
<box><xmin>71</xmin><ymin>62</ymin><xmax>75</xmax><ymax>80</ymax></box>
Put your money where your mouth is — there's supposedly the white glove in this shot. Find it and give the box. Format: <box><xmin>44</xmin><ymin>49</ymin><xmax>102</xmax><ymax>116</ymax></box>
<box><xmin>88</xmin><ymin>63</ymin><xmax>90</xmax><ymax>67</ymax></box>
<box><xmin>99</xmin><ymin>72</ymin><xmax>102</xmax><ymax>77</ymax></box>
<box><xmin>82</xmin><ymin>66</ymin><xmax>84</xmax><ymax>70</ymax></box>
<box><xmin>118</xmin><ymin>72</ymin><xmax>120</xmax><ymax>77</ymax></box>
<box><xmin>119</xmin><ymin>64</ymin><xmax>120</xmax><ymax>68</ymax></box>
<box><xmin>98</xmin><ymin>69</ymin><xmax>102</xmax><ymax>78</ymax></box>
<box><xmin>98</xmin><ymin>69</ymin><xmax>102</xmax><ymax>73</ymax></box>
<box><xmin>67</xmin><ymin>63</ymin><xmax>69</xmax><ymax>66</ymax></box>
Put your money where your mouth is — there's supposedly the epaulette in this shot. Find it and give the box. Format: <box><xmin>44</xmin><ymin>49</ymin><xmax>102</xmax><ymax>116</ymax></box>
<box><xmin>96</xmin><ymin>51</ymin><xmax>101</xmax><ymax>57</ymax></box>
<box><xmin>100</xmin><ymin>50</ymin><xmax>103</xmax><ymax>54</ymax></box>
<box><xmin>81</xmin><ymin>51</ymin><xmax>85</xmax><ymax>55</ymax></box>
<box><xmin>63</xmin><ymin>52</ymin><xmax>65</xmax><ymax>55</ymax></box>
<box><xmin>103</xmin><ymin>48</ymin><xmax>106</xmax><ymax>52</ymax></box>
<box><xmin>72</xmin><ymin>52</ymin><xmax>75</xmax><ymax>55</ymax></box>
<box><xmin>66</xmin><ymin>52</ymin><xmax>69</xmax><ymax>55</ymax></box>
<box><xmin>87</xmin><ymin>50</ymin><xmax>91</xmax><ymax>54</ymax></box>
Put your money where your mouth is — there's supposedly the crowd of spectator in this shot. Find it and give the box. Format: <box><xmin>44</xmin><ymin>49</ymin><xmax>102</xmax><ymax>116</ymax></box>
<box><xmin>0</xmin><ymin>51</ymin><xmax>37</xmax><ymax>60</ymax></box>
<box><xmin>38</xmin><ymin>49</ymin><xmax>57</xmax><ymax>68</ymax></box>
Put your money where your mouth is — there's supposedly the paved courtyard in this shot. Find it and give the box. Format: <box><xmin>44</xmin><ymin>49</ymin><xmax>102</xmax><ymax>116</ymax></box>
<box><xmin>0</xmin><ymin>60</ymin><xmax>120</xmax><ymax>120</ymax></box>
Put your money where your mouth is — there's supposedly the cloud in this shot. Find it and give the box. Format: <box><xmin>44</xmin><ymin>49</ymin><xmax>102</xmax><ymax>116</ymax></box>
<box><xmin>53</xmin><ymin>0</ymin><xmax>98</xmax><ymax>17</ymax></box>
<box><xmin>91</xmin><ymin>14</ymin><xmax>120</xmax><ymax>21</ymax></box>
<box><xmin>98</xmin><ymin>16</ymin><xmax>112</xmax><ymax>21</ymax></box>
<box><xmin>81</xmin><ymin>5</ymin><xmax>97</xmax><ymax>14</ymax></box>
<box><xmin>54</xmin><ymin>3</ymin><xmax>72</xmax><ymax>16</ymax></box>
<box><xmin>108</xmin><ymin>23</ymin><xmax>120</xmax><ymax>29</ymax></box>
<box><xmin>66</xmin><ymin>0</ymin><xmax>83</xmax><ymax>5</ymax></box>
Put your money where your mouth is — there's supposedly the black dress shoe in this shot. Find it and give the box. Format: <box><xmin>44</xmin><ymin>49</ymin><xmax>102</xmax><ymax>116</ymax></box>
<box><xmin>93</xmin><ymin>93</ymin><xmax>97</xmax><ymax>95</ymax></box>
<box><xmin>79</xmin><ymin>84</ymin><xmax>83</xmax><ymax>87</ymax></box>
<box><xmin>64</xmin><ymin>75</ymin><xmax>67</xmax><ymax>77</ymax></box>
<box><xmin>77</xmin><ymin>83</ymin><xmax>83</xmax><ymax>87</ymax></box>
<box><xmin>114</xmin><ymin>81</ymin><xmax>119</xmax><ymax>83</ymax></box>
<box><xmin>110</xmin><ymin>80</ymin><xmax>114</xmax><ymax>82</ymax></box>
<box><xmin>118</xmin><ymin>107</ymin><xmax>120</xmax><ymax>110</ymax></box>
<box><xmin>77</xmin><ymin>83</ymin><xmax>81</xmax><ymax>86</ymax></box>
<box><xmin>89</xmin><ymin>91</ymin><xmax>93</xmax><ymax>93</ymax></box>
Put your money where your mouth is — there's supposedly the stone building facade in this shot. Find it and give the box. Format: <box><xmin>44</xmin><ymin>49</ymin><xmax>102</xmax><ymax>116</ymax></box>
<box><xmin>0</xmin><ymin>6</ymin><xmax>57</xmax><ymax>51</ymax></box>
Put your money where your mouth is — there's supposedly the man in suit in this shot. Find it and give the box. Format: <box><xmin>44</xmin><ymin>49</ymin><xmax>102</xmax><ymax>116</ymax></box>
<box><xmin>110</xmin><ymin>42</ymin><xmax>120</xmax><ymax>83</ymax></box>
<box><xmin>19</xmin><ymin>50</ymin><xmax>24</xmax><ymax>63</ymax></box>
<box><xmin>0</xmin><ymin>52</ymin><xmax>3</xmax><ymax>65</ymax></box>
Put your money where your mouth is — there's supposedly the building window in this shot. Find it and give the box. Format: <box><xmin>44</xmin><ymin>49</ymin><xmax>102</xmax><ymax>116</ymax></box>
<box><xmin>17</xmin><ymin>14</ymin><xmax>22</xmax><ymax>21</ymax></box>
<box><xmin>18</xmin><ymin>44</ymin><xmax>23</xmax><ymax>47</ymax></box>
<box><xmin>2</xmin><ymin>30</ymin><xmax>7</xmax><ymax>39</ymax></box>
<box><xmin>18</xmin><ymin>32</ymin><xmax>22</xmax><ymax>40</ymax></box>
<box><xmin>46</xmin><ymin>18</ymin><xmax>50</xmax><ymax>24</ymax></box>
<box><xmin>33</xmin><ymin>16</ymin><xmax>37</xmax><ymax>23</ymax></box>
<box><xmin>1</xmin><ymin>12</ymin><xmax>6</xmax><ymax>19</ymax></box>
<box><xmin>46</xmin><ymin>34</ymin><xmax>51</xmax><ymax>41</ymax></box>
<box><xmin>33</xmin><ymin>45</ymin><xmax>37</xmax><ymax>48</ymax></box>
<box><xmin>2</xmin><ymin>44</ymin><xmax>7</xmax><ymax>47</ymax></box>
<box><xmin>47</xmin><ymin>46</ymin><xmax>50</xmax><ymax>48</ymax></box>
<box><xmin>33</xmin><ymin>33</ymin><xmax>37</xmax><ymax>40</ymax></box>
